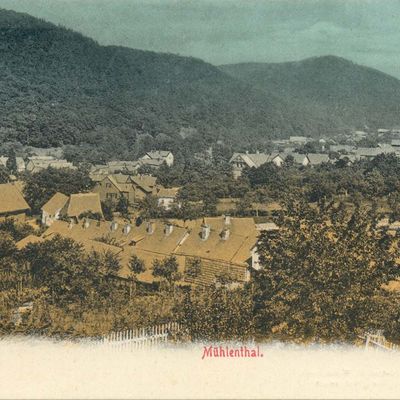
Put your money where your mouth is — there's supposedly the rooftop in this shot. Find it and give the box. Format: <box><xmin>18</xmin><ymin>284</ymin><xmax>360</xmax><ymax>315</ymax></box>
<box><xmin>0</xmin><ymin>183</ymin><xmax>30</xmax><ymax>214</ymax></box>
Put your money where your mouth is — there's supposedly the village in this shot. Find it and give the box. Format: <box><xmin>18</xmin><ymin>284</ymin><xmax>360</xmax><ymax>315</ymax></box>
<box><xmin>2</xmin><ymin>126</ymin><xmax>400</xmax><ymax>291</ymax></box>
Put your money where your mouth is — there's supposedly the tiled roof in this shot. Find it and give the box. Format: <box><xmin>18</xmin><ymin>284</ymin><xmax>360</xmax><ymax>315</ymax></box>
<box><xmin>15</xmin><ymin>234</ymin><xmax>43</xmax><ymax>250</ymax></box>
<box><xmin>66</xmin><ymin>193</ymin><xmax>103</xmax><ymax>217</ymax></box>
<box><xmin>0</xmin><ymin>183</ymin><xmax>30</xmax><ymax>214</ymax></box>
<box><xmin>307</xmin><ymin>153</ymin><xmax>330</xmax><ymax>165</ymax></box>
<box><xmin>175</xmin><ymin>217</ymin><xmax>258</xmax><ymax>265</ymax></box>
<box><xmin>145</xmin><ymin>150</ymin><xmax>171</xmax><ymax>159</ymax></box>
<box><xmin>41</xmin><ymin>192</ymin><xmax>69</xmax><ymax>214</ymax></box>
<box><xmin>41</xmin><ymin>216</ymin><xmax>260</xmax><ymax>282</ymax></box>
<box><xmin>156</xmin><ymin>187</ymin><xmax>180</xmax><ymax>198</ymax></box>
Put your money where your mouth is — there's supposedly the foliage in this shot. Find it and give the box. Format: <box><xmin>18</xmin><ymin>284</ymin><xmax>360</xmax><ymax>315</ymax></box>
<box><xmin>129</xmin><ymin>254</ymin><xmax>146</xmax><ymax>276</ymax></box>
<box><xmin>23</xmin><ymin>167</ymin><xmax>94</xmax><ymax>213</ymax></box>
<box><xmin>178</xmin><ymin>286</ymin><xmax>255</xmax><ymax>341</ymax></box>
<box><xmin>5</xmin><ymin>148</ymin><xmax>17</xmax><ymax>174</ymax></box>
<box><xmin>185</xmin><ymin>258</ymin><xmax>201</xmax><ymax>279</ymax></box>
<box><xmin>221</xmin><ymin>55</ymin><xmax>400</xmax><ymax>132</ymax></box>
<box><xmin>152</xmin><ymin>256</ymin><xmax>181</xmax><ymax>284</ymax></box>
<box><xmin>0</xmin><ymin>218</ymin><xmax>35</xmax><ymax>241</ymax></box>
<box><xmin>0</xmin><ymin>166</ymin><xmax>9</xmax><ymax>183</ymax></box>
<box><xmin>251</xmin><ymin>200</ymin><xmax>400</xmax><ymax>341</ymax></box>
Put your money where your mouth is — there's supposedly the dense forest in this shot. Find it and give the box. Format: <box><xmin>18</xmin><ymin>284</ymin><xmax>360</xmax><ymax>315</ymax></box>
<box><xmin>0</xmin><ymin>8</ymin><xmax>326</xmax><ymax>157</ymax></box>
<box><xmin>221</xmin><ymin>56</ymin><xmax>400</xmax><ymax>130</ymax></box>
<box><xmin>2</xmin><ymin>9</ymin><xmax>400</xmax><ymax>162</ymax></box>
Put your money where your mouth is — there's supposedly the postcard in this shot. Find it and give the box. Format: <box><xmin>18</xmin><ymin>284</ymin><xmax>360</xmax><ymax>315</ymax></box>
<box><xmin>1</xmin><ymin>0</ymin><xmax>400</xmax><ymax>398</ymax></box>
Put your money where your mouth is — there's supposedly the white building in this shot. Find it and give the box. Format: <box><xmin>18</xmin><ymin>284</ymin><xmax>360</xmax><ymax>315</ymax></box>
<box><xmin>140</xmin><ymin>151</ymin><xmax>174</xmax><ymax>167</ymax></box>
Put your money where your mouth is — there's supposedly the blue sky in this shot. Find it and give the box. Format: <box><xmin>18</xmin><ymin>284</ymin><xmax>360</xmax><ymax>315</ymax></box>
<box><xmin>1</xmin><ymin>0</ymin><xmax>400</xmax><ymax>77</ymax></box>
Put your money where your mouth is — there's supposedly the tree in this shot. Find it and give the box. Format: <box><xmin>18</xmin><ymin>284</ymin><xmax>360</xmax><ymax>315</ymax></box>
<box><xmin>116</xmin><ymin>196</ymin><xmax>129</xmax><ymax>217</ymax></box>
<box><xmin>152</xmin><ymin>256</ymin><xmax>181</xmax><ymax>285</ymax></box>
<box><xmin>139</xmin><ymin>195</ymin><xmax>161</xmax><ymax>220</ymax></box>
<box><xmin>5</xmin><ymin>148</ymin><xmax>17</xmax><ymax>174</ymax></box>
<box><xmin>129</xmin><ymin>254</ymin><xmax>146</xmax><ymax>276</ymax></box>
<box><xmin>251</xmin><ymin>200</ymin><xmax>400</xmax><ymax>342</ymax></box>
<box><xmin>178</xmin><ymin>286</ymin><xmax>255</xmax><ymax>342</ymax></box>
<box><xmin>185</xmin><ymin>257</ymin><xmax>201</xmax><ymax>279</ymax></box>
<box><xmin>0</xmin><ymin>218</ymin><xmax>34</xmax><ymax>241</ymax></box>
<box><xmin>23</xmin><ymin>167</ymin><xmax>94</xmax><ymax>213</ymax></box>
<box><xmin>128</xmin><ymin>254</ymin><xmax>146</xmax><ymax>297</ymax></box>
<box><xmin>23</xmin><ymin>235</ymin><xmax>89</xmax><ymax>305</ymax></box>
<box><xmin>0</xmin><ymin>166</ymin><xmax>10</xmax><ymax>183</ymax></box>
<box><xmin>101</xmin><ymin>200</ymin><xmax>114</xmax><ymax>221</ymax></box>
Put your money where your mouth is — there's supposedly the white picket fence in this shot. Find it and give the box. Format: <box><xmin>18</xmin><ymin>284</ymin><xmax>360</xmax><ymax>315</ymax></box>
<box><xmin>99</xmin><ymin>322</ymin><xmax>181</xmax><ymax>351</ymax></box>
<box><xmin>360</xmin><ymin>330</ymin><xmax>400</xmax><ymax>352</ymax></box>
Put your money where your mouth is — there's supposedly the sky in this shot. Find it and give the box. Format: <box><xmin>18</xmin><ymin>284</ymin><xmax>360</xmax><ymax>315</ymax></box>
<box><xmin>0</xmin><ymin>0</ymin><xmax>400</xmax><ymax>77</ymax></box>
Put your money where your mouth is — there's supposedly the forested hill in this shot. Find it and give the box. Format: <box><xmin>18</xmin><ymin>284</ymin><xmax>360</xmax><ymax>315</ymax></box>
<box><xmin>0</xmin><ymin>8</ymin><xmax>332</xmax><ymax>153</ymax></box>
<box><xmin>220</xmin><ymin>56</ymin><xmax>400</xmax><ymax>131</ymax></box>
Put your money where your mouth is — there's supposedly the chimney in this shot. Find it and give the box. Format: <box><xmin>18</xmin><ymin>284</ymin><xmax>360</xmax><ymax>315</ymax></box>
<box><xmin>221</xmin><ymin>227</ymin><xmax>230</xmax><ymax>240</ymax></box>
<box><xmin>201</xmin><ymin>222</ymin><xmax>211</xmax><ymax>241</ymax></box>
<box><xmin>224</xmin><ymin>214</ymin><xmax>231</xmax><ymax>225</ymax></box>
<box><xmin>123</xmin><ymin>224</ymin><xmax>131</xmax><ymax>235</ymax></box>
<box><xmin>164</xmin><ymin>223</ymin><xmax>173</xmax><ymax>236</ymax></box>
<box><xmin>83</xmin><ymin>219</ymin><xmax>90</xmax><ymax>229</ymax></box>
<box><xmin>146</xmin><ymin>221</ymin><xmax>155</xmax><ymax>235</ymax></box>
<box><xmin>110</xmin><ymin>221</ymin><xmax>118</xmax><ymax>231</ymax></box>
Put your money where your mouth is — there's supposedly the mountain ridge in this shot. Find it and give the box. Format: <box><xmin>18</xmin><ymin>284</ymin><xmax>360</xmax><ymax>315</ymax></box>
<box><xmin>220</xmin><ymin>56</ymin><xmax>400</xmax><ymax>131</ymax></box>
<box><xmin>1</xmin><ymin>9</ymin><xmax>400</xmax><ymax>160</ymax></box>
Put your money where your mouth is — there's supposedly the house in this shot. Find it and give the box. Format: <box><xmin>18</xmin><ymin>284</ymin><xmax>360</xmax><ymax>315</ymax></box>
<box><xmin>40</xmin><ymin>192</ymin><xmax>103</xmax><ymax>225</ymax></box>
<box><xmin>289</xmin><ymin>136</ymin><xmax>310</xmax><ymax>145</ymax></box>
<box><xmin>0</xmin><ymin>183</ymin><xmax>30</xmax><ymax>221</ymax></box>
<box><xmin>140</xmin><ymin>151</ymin><xmax>174</xmax><ymax>167</ymax></box>
<box><xmin>329</xmin><ymin>145</ymin><xmax>356</xmax><ymax>153</ymax></box>
<box><xmin>66</xmin><ymin>193</ymin><xmax>103</xmax><ymax>220</ymax></box>
<box><xmin>354</xmin><ymin>147</ymin><xmax>394</xmax><ymax>160</ymax></box>
<box><xmin>289</xmin><ymin>153</ymin><xmax>310</xmax><ymax>166</ymax></box>
<box><xmin>41</xmin><ymin>192</ymin><xmax>69</xmax><ymax>226</ymax></box>
<box><xmin>155</xmin><ymin>187</ymin><xmax>180</xmax><ymax>210</ymax></box>
<box><xmin>229</xmin><ymin>152</ymin><xmax>270</xmax><ymax>178</ymax></box>
<box><xmin>25</xmin><ymin>157</ymin><xmax>76</xmax><ymax>174</ymax></box>
<box><xmin>307</xmin><ymin>153</ymin><xmax>330</xmax><ymax>166</ymax></box>
<box><xmin>105</xmin><ymin>161</ymin><xmax>141</xmax><ymax>174</ymax></box>
<box><xmin>391</xmin><ymin>139</ymin><xmax>400</xmax><ymax>147</ymax></box>
<box><xmin>0</xmin><ymin>156</ymin><xmax>25</xmax><ymax>172</ymax></box>
<box><xmin>92</xmin><ymin>174</ymin><xmax>157</xmax><ymax>204</ymax></box>
<box><xmin>37</xmin><ymin>215</ymin><xmax>261</xmax><ymax>287</ymax></box>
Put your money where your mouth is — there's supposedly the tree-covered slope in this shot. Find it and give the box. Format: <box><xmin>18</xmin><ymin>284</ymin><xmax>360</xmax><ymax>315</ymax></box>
<box><xmin>220</xmin><ymin>56</ymin><xmax>400</xmax><ymax>130</ymax></box>
<box><xmin>0</xmin><ymin>8</ymin><xmax>334</xmax><ymax>151</ymax></box>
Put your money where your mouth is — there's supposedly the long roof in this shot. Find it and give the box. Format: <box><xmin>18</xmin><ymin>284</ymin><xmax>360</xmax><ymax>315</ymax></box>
<box><xmin>307</xmin><ymin>153</ymin><xmax>330</xmax><ymax>165</ymax></box>
<box><xmin>41</xmin><ymin>216</ymin><xmax>260</xmax><ymax>281</ymax></box>
<box><xmin>41</xmin><ymin>192</ymin><xmax>69</xmax><ymax>214</ymax></box>
<box><xmin>0</xmin><ymin>183</ymin><xmax>30</xmax><ymax>214</ymax></box>
<box><xmin>175</xmin><ymin>217</ymin><xmax>258</xmax><ymax>265</ymax></box>
<box><xmin>66</xmin><ymin>193</ymin><xmax>103</xmax><ymax>217</ymax></box>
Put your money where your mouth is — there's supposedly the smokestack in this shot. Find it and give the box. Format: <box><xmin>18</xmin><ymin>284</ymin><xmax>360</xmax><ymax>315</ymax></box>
<box><xmin>201</xmin><ymin>222</ymin><xmax>211</xmax><ymax>241</ymax></box>
<box><xmin>224</xmin><ymin>214</ymin><xmax>231</xmax><ymax>225</ymax></box>
<box><xmin>221</xmin><ymin>227</ymin><xmax>230</xmax><ymax>241</ymax></box>
<box><xmin>164</xmin><ymin>223</ymin><xmax>173</xmax><ymax>236</ymax></box>
<box><xmin>123</xmin><ymin>224</ymin><xmax>131</xmax><ymax>235</ymax></box>
<box><xmin>146</xmin><ymin>221</ymin><xmax>155</xmax><ymax>235</ymax></box>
